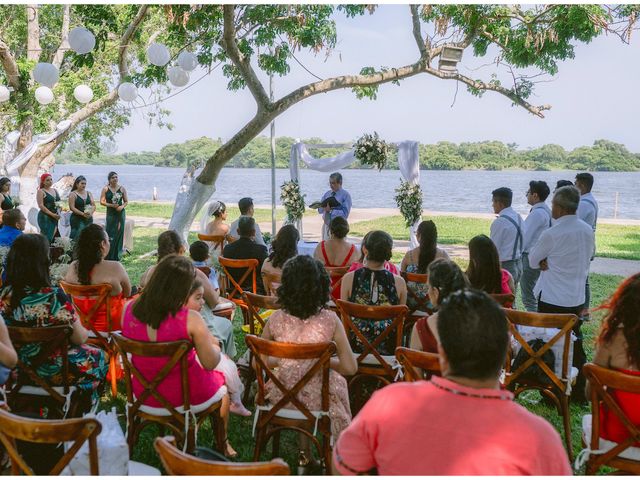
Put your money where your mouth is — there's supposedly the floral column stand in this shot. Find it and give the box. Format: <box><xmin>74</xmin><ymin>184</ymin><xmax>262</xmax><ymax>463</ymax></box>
<box><xmin>280</xmin><ymin>180</ymin><xmax>306</xmax><ymax>235</ymax></box>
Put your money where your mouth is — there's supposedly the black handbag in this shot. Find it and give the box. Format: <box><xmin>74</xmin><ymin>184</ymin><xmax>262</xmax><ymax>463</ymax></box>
<box><xmin>511</xmin><ymin>338</ymin><xmax>556</xmax><ymax>383</ymax></box>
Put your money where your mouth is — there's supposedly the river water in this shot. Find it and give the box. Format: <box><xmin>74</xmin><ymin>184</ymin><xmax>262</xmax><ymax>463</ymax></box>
<box><xmin>51</xmin><ymin>165</ymin><xmax>639</xmax><ymax>219</ymax></box>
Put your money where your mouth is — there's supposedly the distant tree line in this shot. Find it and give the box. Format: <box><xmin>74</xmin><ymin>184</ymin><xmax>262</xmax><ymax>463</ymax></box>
<box><xmin>56</xmin><ymin>136</ymin><xmax>640</xmax><ymax>172</ymax></box>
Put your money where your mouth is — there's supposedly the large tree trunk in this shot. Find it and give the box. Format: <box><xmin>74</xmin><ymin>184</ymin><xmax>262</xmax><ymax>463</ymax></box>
<box><xmin>167</xmin><ymin>167</ymin><xmax>218</xmax><ymax>241</ymax></box>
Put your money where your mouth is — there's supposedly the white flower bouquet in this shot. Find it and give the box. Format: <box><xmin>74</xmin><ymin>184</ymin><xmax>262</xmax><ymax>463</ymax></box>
<box><xmin>354</xmin><ymin>132</ymin><xmax>389</xmax><ymax>171</ymax></box>
<box><xmin>280</xmin><ymin>180</ymin><xmax>306</xmax><ymax>223</ymax></box>
<box><xmin>394</xmin><ymin>180</ymin><xmax>423</xmax><ymax>228</ymax></box>
<box><xmin>112</xmin><ymin>192</ymin><xmax>123</xmax><ymax>205</ymax></box>
<box><xmin>85</xmin><ymin>203</ymin><xmax>95</xmax><ymax>215</ymax></box>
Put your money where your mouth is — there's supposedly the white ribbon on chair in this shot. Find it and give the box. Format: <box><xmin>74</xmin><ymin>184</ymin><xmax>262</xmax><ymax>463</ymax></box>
<box><xmin>574</xmin><ymin>446</ymin><xmax>607</xmax><ymax>470</ymax></box>
<box><xmin>392</xmin><ymin>358</ymin><xmax>404</xmax><ymax>382</ymax></box>
<box><xmin>251</xmin><ymin>404</ymin><xmax>331</xmax><ymax>441</ymax></box>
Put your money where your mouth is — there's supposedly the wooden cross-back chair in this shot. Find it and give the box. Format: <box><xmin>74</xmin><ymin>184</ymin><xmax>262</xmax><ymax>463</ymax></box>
<box><xmin>218</xmin><ymin>256</ymin><xmax>259</xmax><ymax>324</ymax></box>
<box><xmin>394</xmin><ymin>347</ymin><xmax>441</xmax><ymax>382</ymax></box>
<box><xmin>112</xmin><ymin>333</ymin><xmax>226</xmax><ymax>454</ymax></box>
<box><xmin>246</xmin><ymin>335</ymin><xmax>335</xmax><ymax>472</ymax></box>
<box><xmin>400</xmin><ymin>271</ymin><xmax>433</xmax><ymax>317</ymax></box>
<box><xmin>490</xmin><ymin>292</ymin><xmax>515</xmax><ymax>308</ymax></box>
<box><xmin>325</xmin><ymin>266</ymin><xmax>350</xmax><ymax>305</ymax></box>
<box><xmin>197</xmin><ymin>233</ymin><xmax>226</xmax><ymax>257</ymax></box>
<box><xmin>6</xmin><ymin>325</ymin><xmax>81</xmax><ymax>418</ymax></box>
<box><xmin>262</xmin><ymin>271</ymin><xmax>282</xmax><ymax>297</ymax></box>
<box><xmin>154</xmin><ymin>435</ymin><xmax>291</xmax><ymax>475</ymax></box>
<box><xmin>581</xmin><ymin>363</ymin><xmax>640</xmax><ymax>474</ymax></box>
<box><xmin>0</xmin><ymin>407</ymin><xmax>101</xmax><ymax>475</ymax></box>
<box><xmin>503</xmin><ymin>309</ymin><xmax>578</xmax><ymax>461</ymax></box>
<box><xmin>59</xmin><ymin>281</ymin><xmax>119</xmax><ymax>397</ymax></box>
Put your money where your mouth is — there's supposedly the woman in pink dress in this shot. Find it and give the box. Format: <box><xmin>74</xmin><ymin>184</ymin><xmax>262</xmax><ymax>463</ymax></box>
<box><xmin>261</xmin><ymin>255</ymin><xmax>357</xmax><ymax>464</ymax></box>
<box><xmin>122</xmin><ymin>255</ymin><xmax>235</xmax><ymax>456</ymax></box>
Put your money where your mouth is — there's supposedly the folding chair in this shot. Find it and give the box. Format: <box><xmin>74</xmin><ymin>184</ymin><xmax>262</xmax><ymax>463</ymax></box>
<box><xmin>0</xmin><ymin>407</ymin><xmax>101</xmax><ymax>475</ymax></box>
<box><xmin>490</xmin><ymin>292</ymin><xmax>515</xmax><ymax>308</ymax></box>
<box><xmin>262</xmin><ymin>271</ymin><xmax>282</xmax><ymax>297</ymax></box>
<box><xmin>6</xmin><ymin>325</ymin><xmax>82</xmax><ymax>418</ymax></box>
<box><xmin>503</xmin><ymin>309</ymin><xmax>578</xmax><ymax>460</ymax></box>
<box><xmin>218</xmin><ymin>256</ymin><xmax>259</xmax><ymax>324</ymax></box>
<box><xmin>336</xmin><ymin>300</ymin><xmax>408</xmax><ymax>412</ymax></box>
<box><xmin>112</xmin><ymin>333</ymin><xmax>226</xmax><ymax>454</ymax></box>
<box><xmin>246</xmin><ymin>335</ymin><xmax>335</xmax><ymax>473</ymax></box>
<box><xmin>59</xmin><ymin>281</ymin><xmax>119</xmax><ymax>397</ymax></box>
<box><xmin>197</xmin><ymin>233</ymin><xmax>226</xmax><ymax>257</ymax></box>
<box><xmin>154</xmin><ymin>435</ymin><xmax>291</xmax><ymax>475</ymax></box>
<box><xmin>394</xmin><ymin>347</ymin><xmax>441</xmax><ymax>382</ymax></box>
<box><xmin>580</xmin><ymin>363</ymin><xmax>640</xmax><ymax>474</ymax></box>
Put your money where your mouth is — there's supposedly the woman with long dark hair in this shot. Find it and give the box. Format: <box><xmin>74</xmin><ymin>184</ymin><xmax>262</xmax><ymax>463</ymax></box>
<box><xmin>262</xmin><ymin>224</ymin><xmax>299</xmax><ymax>279</ymax></box>
<box><xmin>466</xmin><ymin>234</ymin><xmax>515</xmax><ymax>297</ymax></box>
<box><xmin>0</xmin><ymin>177</ymin><xmax>15</xmax><ymax>212</ymax></box>
<box><xmin>69</xmin><ymin>175</ymin><xmax>95</xmax><ymax>241</ymax></box>
<box><xmin>36</xmin><ymin>173</ymin><xmax>60</xmax><ymax>242</ymax></box>
<box><xmin>100</xmin><ymin>171</ymin><xmax>128</xmax><ymax>261</ymax></box>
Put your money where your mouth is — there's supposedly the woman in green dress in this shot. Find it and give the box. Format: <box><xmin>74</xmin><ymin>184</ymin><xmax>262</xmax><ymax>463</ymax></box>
<box><xmin>0</xmin><ymin>177</ymin><xmax>15</xmax><ymax>212</ymax></box>
<box><xmin>100</xmin><ymin>171</ymin><xmax>128</xmax><ymax>261</ymax></box>
<box><xmin>36</xmin><ymin>173</ymin><xmax>60</xmax><ymax>242</ymax></box>
<box><xmin>69</xmin><ymin>175</ymin><xmax>94</xmax><ymax>241</ymax></box>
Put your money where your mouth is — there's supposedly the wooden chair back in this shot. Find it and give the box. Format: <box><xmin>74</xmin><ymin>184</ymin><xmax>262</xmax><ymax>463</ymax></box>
<box><xmin>582</xmin><ymin>363</ymin><xmax>640</xmax><ymax>474</ymax></box>
<box><xmin>262</xmin><ymin>271</ymin><xmax>282</xmax><ymax>296</ymax></box>
<box><xmin>154</xmin><ymin>435</ymin><xmax>291</xmax><ymax>475</ymax></box>
<box><xmin>395</xmin><ymin>347</ymin><xmax>441</xmax><ymax>381</ymax></box>
<box><xmin>325</xmin><ymin>266</ymin><xmax>350</xmax><ymax>300</ymax></box>
<box><xmin>490</xmin><ymin>292</ymin><xmax>515</xmax><ymax>308</ymax></box>
<box><xmin>336</xmin><ymin>300</ymin><xmax>408</xmax><ymax>378</ymax></box>
<box><xmin>218</xmin><ymin>256</ymin><xmax>259</xmax><ymax>302</ymax></box>
<box><xmin>197</xmin><ymin>233</ymin><xmax>226</xmax><ymax>257</ymax></box>
<box><xmin>0</xmin><ymin>408</ymin><xmax>101</xmax><ymax>475</ymax></box>
<box><xmin>243</xmin><ymin>292</ymin><xmax>280</xmax><ymax>336</ymax></box>
<box><xmin>400</xmin><ymin>271</ymin><xmax>433</xmax><ymax>315</ymax></box>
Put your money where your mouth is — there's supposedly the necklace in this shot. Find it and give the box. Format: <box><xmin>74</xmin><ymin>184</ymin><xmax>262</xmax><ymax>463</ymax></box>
<box><xmin>431</xmin><ymin>378</ymin><xmax>512</xmax><ymax>401</ymax></box>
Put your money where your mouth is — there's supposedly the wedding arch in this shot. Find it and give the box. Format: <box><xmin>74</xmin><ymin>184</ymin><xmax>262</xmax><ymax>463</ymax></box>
<box><xmin>288</xmin><ymin>140</ymin><xmax>422</xmax><ymax>247</ymax></box>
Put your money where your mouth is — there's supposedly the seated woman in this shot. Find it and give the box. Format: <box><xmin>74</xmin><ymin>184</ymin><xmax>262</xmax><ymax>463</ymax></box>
<box><xmin>348</xmin><ymin>231</ymin><xmax>399</xmax><ymax>275</ymax></box>
<box><xmin>466</xmin><ymin>234</ymin><xmax>515</xmax><ymax>306</ymax></box>
<box><xmin>64</xmin><ymin>224</ymin><xmax>132</xmax><ymax>331</ymax></box>
<box><xmin>0</xmin><ymin>234</ymin><xmax>107</xmax><ymax>405</ymax></box>
<box><xmin>409</xmin><ymin>259</ymin><xmax>469</xmax><ymax>353</ymax></box>
<box><xmin>401</xmin><ymin>220</ymin><xmax>450</xmax><ymax>311</ymax></box>
<box><xmin>261</xmin><ymin>255</ymin><xmax>357</xmax><ymax>454</ymax></box>
<box><xmin>261</xmin><ymin>224</ymin><xmax>299</xmax><ymax>293</ymax></box>
<box><xmin>340</xmin><ymin>230</ymin><xmax>407</xmax><ymax>356</ymax></box>
<box><xmin>141</xmin><ymin>230</ymin><xmax>237</xmax><ymax>358</ymax></box>
<box><xmin>203</xmin><ymin>201</ymin><xmax>230</xmax><ymax>239</ymax></box>
<box><xmin>591</xmin><ymin>273</ymin><xmax>640</xmax><ymax>445</ymax></box>
<box><xmin>314</xmin><ymin>217</ymin><xmax>358</xmax><ymax>299</ymax></box>
<box><xmin>0</xmin><ymin>314</ymin><xmax>17</xmax><ymax>385</ymax></box>
<box><xmin>122</xmin><ymin>255</ymin><xmax>235</xmax><ymax>456</ymax></box>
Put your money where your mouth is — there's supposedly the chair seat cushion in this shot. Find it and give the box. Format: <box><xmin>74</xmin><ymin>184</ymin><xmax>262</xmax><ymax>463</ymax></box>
<box><xmin>354</xmin><ymin>353</ymin><xmax>396</xmax><ymax>366</ymax></box>
<box><xmin>16</xmin><ymin>385</ymin><xmax>77</xmax><ymax>396</ymax></box>
<box><xmin>410</xmin><ymin>310</ymin><xmax>430</xmax><ymax>318</ymax></box>
<box><xmin>213</xmin><ymin>301</ymin><xmax>235</xmax><ymax>312</ymax></box>
<box><xmin>582</xmin><ymin>414</ymin><xmax>640</xmax><ymax>461</ymax></box>
<box><xmin>138</xmin><ymin>385</ymin><xmax>227</xmax><ymax>416</ymax></box>
<box><xmin>129</xmin><ymin>461</ymin><xmax>161</xmax><ymax>476</ymax></box>
<box><xmin>258</xmin><ymin>404</ymin><xmax>326</xmax><ymax>421</ymax></box>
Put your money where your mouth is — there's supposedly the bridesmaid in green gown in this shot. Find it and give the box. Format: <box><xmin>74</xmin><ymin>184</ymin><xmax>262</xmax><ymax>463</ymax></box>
<box><xmin>100</xmin><ymin>171</ymin><xmax>128</xmax><ymax>261</ymax></box>
<box><xmin>0</xmin><ymin>177</ymin><xmax>15</xmax><ymax>213</ymax></box>
<box><xmin>36</xmin><ymin>173</ymin><xmax>60</xmax><ymax>243</ymax></box>
<box><xmin>69</xmin><ymin>175</ymin><xmax>94</xmax><ymax>241</ymax></box>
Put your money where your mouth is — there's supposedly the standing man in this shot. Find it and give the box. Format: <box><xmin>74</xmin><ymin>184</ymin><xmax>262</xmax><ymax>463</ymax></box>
<box><xmin>318</xmin><ymin>172</ymin><xmax>352</xmax><ymax>241</ymax></box>
<box><xmin>228</xmin><ymin>197</ymin><xmax>266</xmax><ymax>247</ymax></box>
<box><xmin>528</xmin><ymin>186</ymin><xmax>595</xmax><ymax>402</ymax></box>
<box><xmin>521</xmin><ymin>181</ymin><xmax>552</xmax><ymax>312</ymax></box>
<box><xmin>575</xmin><ymin>172</ymin><xmax>598</xmax><ymax>320</ymax></box>
<box><xmin>489</xmin><ymin>187</ymin><xmax>524</xmax><ymax>300</ymax></box>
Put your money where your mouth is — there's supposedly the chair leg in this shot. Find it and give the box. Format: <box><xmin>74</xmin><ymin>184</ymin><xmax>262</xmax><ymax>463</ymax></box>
<box><xmin>253</xmin><ymin>425</ymin><xmax>265</xmax><ymax>462</ymax></box>
<box><xmin>560</xmin><ymin>393</ymin><xmax>573</xmax><ymax>462</ymax></box>
<box><xmin>272</xmin><ymin>430</ymin><xmax>281</xmax><ymax>458</ymax></box>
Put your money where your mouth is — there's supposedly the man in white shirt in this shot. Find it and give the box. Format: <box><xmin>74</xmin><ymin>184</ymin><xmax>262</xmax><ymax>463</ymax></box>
<box><xmin>575</xmin><ymin>172</ymin><xmax>598</xmax><ymax>319</ymax></box>
<box><xmin>521</xmin><ymin>181</ymin><xmax>552</xmax><ymax>312</ymax></box>
<box><xmin>228</xmin><ymin>197</ymin><xmax>266</xmax><ymax>247</ymax></box>
<box><xmin>528</xmin><ymin>185</ymin><xmax>595</xmax><ymax>402</ymax></box>
<box><xmin>489</xmin><ymin>187</ymin><xmax>525</xmax><ymax>301</ymax></box>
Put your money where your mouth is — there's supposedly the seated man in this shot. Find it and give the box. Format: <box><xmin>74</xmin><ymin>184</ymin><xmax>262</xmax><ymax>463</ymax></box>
<box><xmin>334</xmin><ymin>289</ymin><xmax>572</xmax><ymax>475</ymax></box>
<box><xmin>0</xmin><ymin>209</ymin><xmax>26</xmax><ymax>247</ymax></box>
<box><xmin>228</xmin><ymin>197</ymin><xmax>266</xmax><ymax>246</ymax></box>
<box><xmin>222</xmin><ymin>216</ymin><xmax>268</xmax><ymax>294</ymax></box>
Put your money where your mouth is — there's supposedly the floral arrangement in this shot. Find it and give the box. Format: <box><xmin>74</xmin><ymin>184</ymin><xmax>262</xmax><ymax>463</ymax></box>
<box><xmin>49</xmin><ymin>237</ymin><xmax>75</xmax><ymax>285</ymax></box>
<box><xmin>0</xmin><ymin>246</ymin><xmax>10</xmax><ymax>273</ymax></box>
<box><xmin>394</xmin><ymin>180</ymin><xmax>423</xmax><ymax>228</ymax></box>
<box><xmin>54</xmin><ymin>200</ymin><xmax>69</xmax><ymax>213</ymax></box>
<box><xmin>280</xmin><ymin>180</ymin><xmax>306</xmax><ymax>223</ymax></box>
<box><xmin>354</xmin><ymin>132</ymin><xmax>390</xmax><ymax>171</ymax></box>
<box><xmin>112</xmin><ymin>192</ymin><xmax>123</xmax><ymax>205</ymax></box>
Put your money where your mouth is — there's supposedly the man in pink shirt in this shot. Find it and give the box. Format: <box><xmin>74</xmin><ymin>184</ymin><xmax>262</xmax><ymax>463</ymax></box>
<box><xmin>333</xmin><ymin>289</ymin><xmax>572</xmax><ymax>475</ymax></box>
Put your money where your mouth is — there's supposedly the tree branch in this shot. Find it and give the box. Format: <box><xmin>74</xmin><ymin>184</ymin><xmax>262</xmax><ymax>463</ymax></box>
<box><xmin>410</xmin><ymin>5</ymin><xmax>427</xmax><ymax>59</ymax></box>
<box><xmin>0</xmin><ymin>38</ymin><xmax>21</xmax><ymax>90</ymax></box>
<box><xmin>52</xmin><ymin>4</ymin><xmax>71</xmax><ymax>69</ymax></box>
<box><xmin>26</xmin><ymin>4</ymin><xmax>40</xmax><ymax>62</ymax></box>
<box><xmin>221</xmin><ymin>5</ymin><xmax>270</xmax><ymax>110</ymax></box>
<box><xmin>119</xmin><ymin>5</ymin><xmax>149</xmax><ymax>78</ymax></box>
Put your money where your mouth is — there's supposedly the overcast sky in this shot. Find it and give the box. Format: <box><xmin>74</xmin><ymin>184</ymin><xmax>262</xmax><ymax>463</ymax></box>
<box><xmin>114</xmin><ymin>5</ymin><xmax>640</xmax><ymax>154</ymax></box>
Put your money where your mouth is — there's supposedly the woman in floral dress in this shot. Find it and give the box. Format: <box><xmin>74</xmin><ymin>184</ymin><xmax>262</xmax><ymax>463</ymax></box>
<box><xmin>100</xmin><ymin>171</ymin><xmax>128</xmax><ymax>261</ymax></box>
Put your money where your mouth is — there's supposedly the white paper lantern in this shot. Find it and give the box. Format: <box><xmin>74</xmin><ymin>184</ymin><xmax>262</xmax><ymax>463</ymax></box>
<box><xmin>33</xmin><ymin>62</ymin><xmax>59</xmax><ymax>87</ymax></box>
<box><xmin>35</xmin><ymin>86</ymin><xmax>54</xmax><ymax>105</ymax></box>
<box><xmin>177</xmin><ymin>51</ymin><xmax>198</xmax><ymax>72</ymax></box>
<box><xmin>167</xmin><ymin>66</ymin><xmax>189</xmax><ymax>87</ymax></box>
<box><xmin>68</xmin><ymin>27</ymin><xmax>96</xmax><ymax>55</ymax></box>
<box><xmin>118</xmin><ymin>82</ymin><xmax>138</xmax><ymax>102</ymax></box>
<box><xmin>0</xmin><ymin>86</ymin><xmax>9</xmax><ymax>103</ymax></box>
<box><xmin>73</xmin><ymin>84</ymin><xmax>94</xmax><ymax>104</ymax></box>
<box><xmin>146</xmin><ymin>43</ymin><xmax>170</xmax><ymax>67</ymax></box>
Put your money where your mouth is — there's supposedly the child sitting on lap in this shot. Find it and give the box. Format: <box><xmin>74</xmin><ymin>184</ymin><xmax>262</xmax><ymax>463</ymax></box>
<box><xmin>189</xmin><ymin>240</ymin><xmax>220</xmax><ymax>290</ymax></box>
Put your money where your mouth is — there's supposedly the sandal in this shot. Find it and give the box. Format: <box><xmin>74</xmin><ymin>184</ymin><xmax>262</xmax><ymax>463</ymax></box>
<box><xmin>224</xmin><ymin>440</ymin><xmax>238</xmax><ymax>459</ymax></box>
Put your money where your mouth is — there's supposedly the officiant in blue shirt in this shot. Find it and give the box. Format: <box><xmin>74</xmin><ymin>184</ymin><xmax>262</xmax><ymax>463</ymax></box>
<box><xmin>318</xmin><ymin>172</ymin><xmax>352</xmax><ymax>240</ymax></box>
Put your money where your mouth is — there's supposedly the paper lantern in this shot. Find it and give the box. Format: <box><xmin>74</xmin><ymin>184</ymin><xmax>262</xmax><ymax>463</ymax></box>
<box><xmin>68</xmin><ymin>27</ymin><xmax>96</xmax><ymax>55</ymax></box>
<box><xmin>146</xmin><ymin>43</ymin><xmax>170</xmax><ymax>67</ymax></box>
<box><xmin>167</xmin><ymin>66</ymin><xmax>189</xmax><ymax>87</ymax></box>
<box><xmin>0</xmin><ymin>86</ymin><xmax>9</xmax><ymax>103</ymax></box>
<box><xmin>33</xmin><ymin>62</ymin><xmax>59</xmax><ymax>87</ymax></box>
<box><xmin>118</xmin><ymin>82</ymin><xmax>138</xmax><ymax>102</ymax></box>
<box><xmin>73</xmin><ymin>84</ymin><xmax>93</xmax><ymax>104</ymax></box>
<box><xmin>35</xmin><ymin>86</ymin><xmax>54</xmax><ymax>105</ymax></box>
<box><xmin>177</xmin><ymin>51</ymin><xmax>198</xmax><ymax>72</ymax></box>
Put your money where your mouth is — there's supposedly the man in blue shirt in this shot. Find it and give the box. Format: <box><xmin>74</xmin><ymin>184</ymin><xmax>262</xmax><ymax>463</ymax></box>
<box><xmin>318</xmin><ymin>172</ymin><xmax>352</xmax><ymax>240</ymax></box>
<box><xmin>0</xmin><ymin>209</ymin><xmax>26</xmax><ymax>247</ymax></box>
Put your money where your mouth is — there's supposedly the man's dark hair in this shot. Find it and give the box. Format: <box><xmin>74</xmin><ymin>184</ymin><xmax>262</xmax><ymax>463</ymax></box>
<box><xmin>277</xmin><ymin>255</ymin><xmax>330</xmax><ymax>319</ymax></box>
<box><xmin>189</xmin><ymin>240</ymin><xmax>209</xmax><ymax>262</ymax></box>
<box><xmin>555</xmin><ymin>179</ymin><xmax>573</xmax><ymax>191</ymax></box>
<box><xmin>329</xmin><ymin>216</ymin><xmax>349</xmax><ymax>239</ymax></box>
<box><xmin>237</xmin><ymin>216</ymin><xmax>256</xmax><ymax>237</ymax></box>
<box><xmin>365</xmin><ymin>230</ymin><xmax>393</xmax><ymax>262</ymax></box>
<box><xmin>329</xmin><ymin>172</ymin><xmax>343</xmax><ymax>184</ymax></box>
<box><xmin>2</xmin><ymin>208</ymin><xmax>23</xmax><ymax>228</ymax></box>
<box><xmin>575</xmin><ymin>172</ymin><xmax>594</xmax><ymax>191</ymax></box>
<box><xmin>238</xmin><ymin>197</ymin><xmax>254</xmax><ymax>215</ymax></box>
<box><xmin>491</xmin><ymin>187</ymin><xmax>513</xmax><ymax>207</ymax></box>
<box><xmin>528</xmin><ymin>180</ymin><xmax>550</xmax><ymax>202</ymax></box>
<box><xmin>437</xmin><ymin>289</ymin><xmax>509</xmax><ymax>380</ymax></box>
